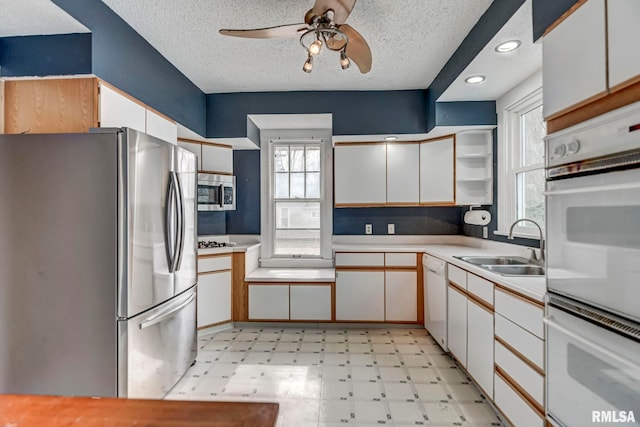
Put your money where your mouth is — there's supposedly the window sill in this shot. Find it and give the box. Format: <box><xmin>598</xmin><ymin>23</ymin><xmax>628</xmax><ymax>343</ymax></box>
<box><xmin>493</xmin><ymin>230</ymin><xmax>542</xmax><ymax>241</ymax></box>
<box><xmin>260</xmin><ymin>258</ymin><xmax>334</xmax><ymax>269</ymax></box>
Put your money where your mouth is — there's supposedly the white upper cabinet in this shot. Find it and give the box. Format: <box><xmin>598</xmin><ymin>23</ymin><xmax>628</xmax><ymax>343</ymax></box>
<box><xmin>177</xmin><ymin>141</ymin><xmax>202</xmax><ymax>170</ymax></box>
<box><xmin>145</xmin><ymin>109</ymin><xmax>177</xmax><ymax>145</ymax></box>
<box><xmin>334</xmin><ymin>144</ymin><xmax>387</xmax><ymax>205</ymax></box>
<box><xmin>99</xmin><ymin>83</ymin><xmax>146</xmax><ymax>132</ymax></box>
<box><xmin>201</xmin><ymin>144</ymin><xmax>233</xmax><ymax>174</ymax></box>
<box><xmin>542</xmin><ymin>0</ymin><xmax>607</xmax><ymax>118</ymax></box>
<box><xmin>387</xmin><ymin>143</ymin><xmax>420</xmax><ymax>204</ymax></box>
<box><xmin>607</xmin><ymin>0</ymin><xmax>640</xmax><ymax>89</ymax></box>
<box><xmin>419</xmin><ymin>137</ymin><xmax>454</xmax><ymax>204</ymax></box>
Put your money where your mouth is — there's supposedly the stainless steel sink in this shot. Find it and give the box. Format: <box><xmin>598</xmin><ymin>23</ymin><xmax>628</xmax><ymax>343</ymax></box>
<box><xmin>482</xmin><ymin>265</ymin><xmax>546</xmax><ymax>276</ymax></box>
<box><xmin>455</xmin><ymin>256</ymin><xmax>530</xmax><ymax>266</ymax></box>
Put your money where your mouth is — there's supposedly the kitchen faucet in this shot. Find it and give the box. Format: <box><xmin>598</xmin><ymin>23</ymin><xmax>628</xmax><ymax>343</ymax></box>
<box><xmin>508</xmin><ymin>218</ymin><xmax>545</xmax><ymax>265</ymax></box>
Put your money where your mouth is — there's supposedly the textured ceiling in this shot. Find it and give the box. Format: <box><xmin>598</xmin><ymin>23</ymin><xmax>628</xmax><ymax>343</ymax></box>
<box><xmin>99</xmin><ymin>0</ymin><xmax>493</xmax><ymax>93</ymax></box>
<box><xmin>0</xmin><ymin>0</ymin><xmax>88</xmax><ymax>37</ymax></box>
<box><xmin>438</xmin><ymin>0</ymin><xmax>541</xmax><ymax>102</ymax></box>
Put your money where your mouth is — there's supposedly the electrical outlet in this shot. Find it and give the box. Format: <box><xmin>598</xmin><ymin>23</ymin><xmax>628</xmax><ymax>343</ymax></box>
<box><xmin>365</xmin><ymin>224</ymin><xmax>372</xmax><ymax>235</ymax></box>
<box><xmin>388</xmin><ymin>224</ymin><xmax>395</xmax><ymax>234</ymax></box>
<box><xmin>483</xmin><ymin>226</ymin><xmax>488</xmax><ymax>239</ymax></box>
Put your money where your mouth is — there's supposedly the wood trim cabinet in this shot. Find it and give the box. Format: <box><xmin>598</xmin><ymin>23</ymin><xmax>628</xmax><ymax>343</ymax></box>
<box><xmin>419</xmin><ymin>136</ymin><xmax>455</xmax><ymax>204</ymax></box>
<box><xmin>197</xmin><ymin>254</ymin><xmax>233</xmax><ymax>329</ymax></box>
<box><xmin>248</xmin><ymin>282</ymin><xmax>334</xmax><ymax>321</ymax></box>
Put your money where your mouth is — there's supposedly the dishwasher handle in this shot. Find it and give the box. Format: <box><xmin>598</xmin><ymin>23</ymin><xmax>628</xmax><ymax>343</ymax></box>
<box><xmin>424</xmin><ymin>256</ymin><xmax>445</xmax><ymax>275</ymax></box>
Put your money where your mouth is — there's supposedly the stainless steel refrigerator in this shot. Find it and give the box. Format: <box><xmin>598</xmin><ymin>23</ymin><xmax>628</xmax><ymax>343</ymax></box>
<box><xmin>0</xmin><ymin>128</ymin><xmax>198</xmax><ymax>398</ymax></box>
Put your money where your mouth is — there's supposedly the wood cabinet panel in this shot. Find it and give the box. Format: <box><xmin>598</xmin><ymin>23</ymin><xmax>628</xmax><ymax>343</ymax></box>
<box><xmin>4</xmin><ymin>78</ymin><xmax>98</xmax><ymax>134</ymax></box>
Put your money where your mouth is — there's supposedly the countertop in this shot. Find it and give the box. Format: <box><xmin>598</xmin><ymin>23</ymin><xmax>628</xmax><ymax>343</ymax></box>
<box><xmin>246</xmin><ymin>267</ymin><xmax>335</xmax><ymax>283</ymax></box>
<box><xmin>198</xmin><ymin>242</ymin><xmax>261</xmax><ymax>256</ymax></box>
<box><xmin>0</xmin><ymin>394</ymin><xmax>279</xmax><ymax>427</ymax></box>
<box><xmin>333</xmin><ymin>243</ymin><xmax>434</xmax><ymax>253</ymax></box>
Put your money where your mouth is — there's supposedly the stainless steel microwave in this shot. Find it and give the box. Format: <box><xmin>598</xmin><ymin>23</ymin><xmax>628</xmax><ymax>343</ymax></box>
<box><xmin>197</xmin><ymin>174</ymin><xmax>236</xmax><ymax>211</ymax></box>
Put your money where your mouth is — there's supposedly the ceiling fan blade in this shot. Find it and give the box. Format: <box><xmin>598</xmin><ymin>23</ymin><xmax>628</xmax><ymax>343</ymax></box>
<box><xmin>306</xmin><ymin>0</ymin><xmax>357</xmax><ymax>24</ymax></box>
<box><xmin>341</xmin><ymin>24</ymin><xmax>372</xmax><ymax>74</ymax></box>
<box><xmin>219</xmin><ymin>23</ymin><xmax>308</xmax><ymax>39</ymax></box>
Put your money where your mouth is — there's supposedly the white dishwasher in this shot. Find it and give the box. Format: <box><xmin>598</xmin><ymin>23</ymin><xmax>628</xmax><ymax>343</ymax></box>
<box><xmin>423</xmin><ymin>254</ymin><xmax>448</xmax><ymax>351</ymax></box>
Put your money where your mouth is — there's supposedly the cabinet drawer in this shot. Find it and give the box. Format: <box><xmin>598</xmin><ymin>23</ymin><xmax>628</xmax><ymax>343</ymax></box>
<box><xmin>467</xmin><ymin>273</ymin><xmax>493</xmax><ymax>305</ymax></box>
<box><xmin>335</xmin><ymin>252</ymin><xmax>384</xmax><ymax>267</ymax></box>
<box><xmin>447</xmin><ymin>264</ymin><xmax>467</xmax><ymax>289</ymax></box>
<box><xmin>494</xmin><ymin>373</ymin><xmax>544</xmax><ymax>427</ymax></box>
<box><xmin>495</xmin><ymin>313</ymin><xmax>544</xmax><ymax>370</ymax></box>
<box><xmin>198</xmin><ymin>255</ymin><xmax>232</xmax><ymax>273</ymax></box>
<box><xmin>385</xmin><ymin>252</ymin><xmax>417</xmax><ymax>267</ymax></box>
<box><xmin>494</xmin><ymin>288</ymin><xmax>544</xmax><ymax>339</ymax></box>
<box><xmin>290</xmin><ymin>285</ymin><xmax>331</xmax><ymax>321</ymax></box>
<box><xmin>495</xmin><ymin>340</ymin><xmax>544</xmax><ymax>406</ymax></box>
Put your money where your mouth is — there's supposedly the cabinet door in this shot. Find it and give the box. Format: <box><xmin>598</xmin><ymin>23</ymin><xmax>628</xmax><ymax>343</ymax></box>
<box><xmin>146</xmin><ymin>109</ymin><xmax>177</xmax><ymax>145</ymax></box>
<box><xmin>99</xmin><ymin>84</ymin><xmax>146</xmax><ymax>132</ymax></box>
<box><xmin>290</xmin><ymin>285</ymin><xmax>332</xmax><ymax>320</ymax></box>
<box><xmin>178</xmin><ymin>141</ymin><xmax>202</xmax><ymax>170</ymax></box>
<box><xmin>248</xmin><ymin>285</ymin><xmax>289</xmax><ymax>320</ymax></box>
<box><xmin>542</xmin><ymin>0</ymin><xmax>606</xmax><ymax>118</ymax></box>
<box><xmin>467</xmin><ymin>299</ymin><xmax>494</xmax><ymax>398</ymax></box>
<box><xmin>387</xmin><ymin>143</ymin><xmax>419</xmax><ymax>204</ymax></box>
<box><xmin>420</xmin><ymin>137</ymin><xmax>454</xmax><ymax>204</ymax></box>
<box><xmin>197</xmin><ymin>271</ymin><xmax>231</xmax><ymax>328</ymax></box>
<box><xmin>607</xmin><ymin>0</ymin><xmax>640</xmax><ymax>89</ymax></box>
<box><xmin>447</xmin><ymin>285</ymin><xmax>467</xmax><ymax>367</ymax></box>
<box><xmin>201</xmin><ymin>144</ymin><xmax>233</xmax><ymax>174</ymax></box>
<box><xmin>385</xmin><ymin>271</ymin><xmax>417</xmax><ymax>322</ymax></box>
<box><xmin>334</xmin><ymin>144</ymin><xmax>386</xmax><ymax>205</ymax></box>
<box><xmin>335</xmin><ymin>271</ymin><xmax>384</xmax><ymax>321</ymax></box>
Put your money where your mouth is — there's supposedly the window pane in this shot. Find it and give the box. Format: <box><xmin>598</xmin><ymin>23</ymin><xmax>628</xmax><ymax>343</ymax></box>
<box><xmin>290</xmin><ymin>172</ymin><xmax>305</xmax><ymax>198</ymax></box>
<box><xmin>290</xmin><ymin>146</ymin><xmax>305</xmax><ymax>172</ymax></box>
<box><xmin>274</xmin><ymin>147</ymin><xmax>289</xmax><ymax>172</ymax></box>
<box><xmin>275</xmin><ymin>173</ymin><xmax>289</xmax><ymax>198</ymax></box>
<box><xmin>275</xmin><ymin>201</ymin><xmax>320</xmax><ymax>229</ymax></box>
<box><xmin>306</xmin><ymin>172</ymin><xmax>320</xmax><ymax>198</ymax></box>
<box><xmin>521</xmin><ymin>105</ymin><xmax>546</xmax><ymax>167</ymax></box>
<box><xmin>516</xmin><ymin>169</ymin><xmax>546</xmax><ymax>230</ymax></box>
<box><xmin>306</xmin><ymin>146</ymin><xmax>320</xmax><ymax>171</ymax></box>
<box><xmin>274</xmin><ymin>229</ymin><xmax>321</xmax><ymax>256</ymax></box>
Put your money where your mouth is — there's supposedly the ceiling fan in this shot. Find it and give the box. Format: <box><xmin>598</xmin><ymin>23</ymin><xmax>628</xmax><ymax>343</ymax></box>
<box><xmin>219</xmin><ymin>0</ymin><xmax>372</xmax><ymax>74</ymax></box>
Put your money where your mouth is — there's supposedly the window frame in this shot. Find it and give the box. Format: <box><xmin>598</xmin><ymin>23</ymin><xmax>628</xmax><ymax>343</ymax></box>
<box><xmin>497</xmin><ymin>86</ymin><xmax>546</xmax><ymax>238</ymax></box>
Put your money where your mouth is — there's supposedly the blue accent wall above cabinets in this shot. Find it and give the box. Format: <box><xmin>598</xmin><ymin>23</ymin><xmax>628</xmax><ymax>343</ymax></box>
<box><xmin>0</xmin><ymin>33</ymin><xmax>92</xmax><ymax>77</ymax></box>
<box><xmin>51</xmin><ymin>0</ymin><xmax>207</xmax><ymax>136</ymax></box>
<box><xmin>334</xmin><ymin>207</ymin><xmax>463</xmax><ymax>236</ymax></box>
<box><xmin>206</xmin><ymin>90</ymin><xmax>428</xmax><ymax>138</ymax></box>
<box><xmin>434</xmin><ymin>101</ymin><xmax>497</xmax><ymax>127</ymax></box>
<box><xmin>198</xmin><ymin>211</ymin><xmax>227</xmax><ymax>236</ymax></box>
<box><xmin>532</xmin><ymin>0</ymin><xmax>580</xmax><ymax>41</ymax></box>
<box><xmin>226</xmin><ymin>150</ymin><xmax>261</xmax><ymax>235</ymax></box>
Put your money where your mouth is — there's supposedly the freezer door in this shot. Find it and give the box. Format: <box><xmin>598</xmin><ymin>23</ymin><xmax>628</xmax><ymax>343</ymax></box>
<box><xmin>120</xmin><ymin>129</ymin><xmax>175</xmax><ymax>318</ymax></box>
<box><xmin>174</xmin><ymin>146</ymin><xmax>198</xmax><ymax>295</ymax></box>
<box><xmin>118</xmin><ymin>286</ymin><xmax>197</xmax><ymax>398</ymax></box>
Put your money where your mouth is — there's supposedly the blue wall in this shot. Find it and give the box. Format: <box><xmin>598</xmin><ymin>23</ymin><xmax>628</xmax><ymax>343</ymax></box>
<box><xmin>206</xmin><ymin>90</ymin><xmax>428</xmax><ymax>138</ymax></box>
<box><xmin>532</xmin><ymin>0</ymin><xmax>579</xmax><ymax>41</ymax></box>
<box><xmin>334</xmin><ymin>207</ymin><xmax>463</xmax><ymax>235</ymax></box>
<box><xmin>226</xmin><ymin>150</ymin><xmax>261</xmax><ymax>235</ymax></box>
<box><xmin>0</xmin><ymin>33</ymin><xmax>92</xmax><ymax>77</ymax></box>
<box><xmin>198</xmin><ymin>212</ymin><xmax>227</xmax><ymax>236</ymax></box>
<box><xmin>51</xmin><ymin>0</ymin><xmax>207</xmax><ymax>135</ymax></box>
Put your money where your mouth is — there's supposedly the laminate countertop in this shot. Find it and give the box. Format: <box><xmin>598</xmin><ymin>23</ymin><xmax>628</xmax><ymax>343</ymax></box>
<box><xmin>0</xmin><ymin>394</ymin><xmax>279</xmax><ymax>427</ymax></box>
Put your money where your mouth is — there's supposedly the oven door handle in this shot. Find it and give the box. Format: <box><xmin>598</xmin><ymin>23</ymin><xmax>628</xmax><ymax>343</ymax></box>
<box><xmin>544</xmin><ymin>316</ymin><xmax>640</xmax><ymax>369</ymax></box>
<box><xmin>544</xmin><ymin>181</ymin><xmax>640</xmax><ymax>196</ymax></box>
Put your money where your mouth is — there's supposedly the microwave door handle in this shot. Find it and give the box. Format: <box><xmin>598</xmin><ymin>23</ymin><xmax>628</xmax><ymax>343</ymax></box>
<box><xmin>544</xmin><ymin>181</ymin><xmax>640</xmax><ymax>196</ymax></box>
<box><xmin>544</xmin><ymin>316</ymin><xmax>640</xmax><ymax>369</ymax></box>
<box><xmin>173</xmin><ymin>173</ymin><xmax>185</xmax><ymax>271</ymax></box>
<box><xmin>164</xmin><ymin>173</ymin><xmax>176</xmax><ymax>273</ymax></box>
<box><xmin>219</xmin><ymin>185</ymin><xmax>224</xmax><ymax>208</ymax></box>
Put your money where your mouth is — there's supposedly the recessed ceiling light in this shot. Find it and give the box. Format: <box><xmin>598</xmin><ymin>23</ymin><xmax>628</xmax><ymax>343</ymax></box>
<box><xmin>465</xmin><ymin>75</ymin><xmax>485</xmax><ymax>84</ymax></box>
<box><xmin>495</xmin><ymin>40</ymin><xmax>521</xmax><ymax>53</ymax></box>
<box><xmin>384</xmin><ymin>136</ymin><xmax>398</xmax><ymax>141</ymax></box>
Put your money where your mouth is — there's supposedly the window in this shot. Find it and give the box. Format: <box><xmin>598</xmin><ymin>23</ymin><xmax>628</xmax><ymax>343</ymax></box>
<box><xmin>499</xmin><ymin>87</ymin><xmax>546</xmax><ymax>237</ymax></box>
<box><xmin>260</xmin><ymin>133</ymin><xmax>333</xmax><ymax>267</ymax></box>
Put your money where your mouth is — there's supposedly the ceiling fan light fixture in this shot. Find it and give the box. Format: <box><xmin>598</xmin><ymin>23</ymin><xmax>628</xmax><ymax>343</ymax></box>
<box><xmin>309</xmin><ymin>39</ymin><xmax>323</xmax><ymax>55</ymax></box>
<box><xmin>303</xmin><ymin>55</ymin><xmax>314</xmax><ymax>73</ymax></box>
<box><xmin>340</xmin><ymin>50</ymin><xmax>350</xmax><ymax>69</ymax></box>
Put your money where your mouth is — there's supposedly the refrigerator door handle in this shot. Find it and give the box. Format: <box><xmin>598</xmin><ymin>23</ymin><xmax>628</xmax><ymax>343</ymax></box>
<box><xmin>174</xmin><ymin>173</ymin><xmax>186</xmax><ymax>271</ymax></box>
<box><xmin>138</xmin><ymin>292</ymin><xmax>196</xmax><ymax>330</ymax></box>
<box><xmin>164</xmin><ymin>173</ymin><xmax>177</xmax><ymax>273</ymax></box>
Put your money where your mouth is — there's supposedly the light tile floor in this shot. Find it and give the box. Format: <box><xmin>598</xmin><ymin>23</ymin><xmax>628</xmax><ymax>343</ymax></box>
<box><xmin>166</xmin><ymin>327</ymin><xmax>504</xmax><ymax>427</ymax></box>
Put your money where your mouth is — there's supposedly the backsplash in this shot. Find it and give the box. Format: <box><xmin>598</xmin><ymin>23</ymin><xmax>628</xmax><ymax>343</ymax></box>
<box><xmin>198</xmin><ymin>211</ymin><xmax>226</xmax><ymax>236</ymax></box>
<box><xmin>334</xmin><ymin>206</ymin><xmax>463</xmax><ymax>235</ymax></box>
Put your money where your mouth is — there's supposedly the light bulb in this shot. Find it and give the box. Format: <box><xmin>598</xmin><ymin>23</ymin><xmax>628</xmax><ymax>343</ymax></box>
<box><xmin>465</xmin><ymin>75</ymin><xmax>485</xmax><ymax>84</ymax></box>
<box><xmin>309</xmin><ymin>39</ymin><xmax>323</xmax><ymax>56</ymax></box>
<box><xmin>303</xmin><ymin>55</ymin><xmax>313</xmax><ymax>73</ymax></box>
<box><xmin>340</xmin><ymin>51</ymin><xmax>350</xmax><ymax>69</ymax></box>
<box><xmin>495</xmin><ymin>40</ymin><xmax>521</xmax><ymax>53</ymax></box>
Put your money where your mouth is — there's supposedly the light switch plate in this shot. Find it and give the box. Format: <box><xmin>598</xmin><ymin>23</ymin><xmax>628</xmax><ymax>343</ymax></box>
<box><xmin>365</xmin><ymin>224</ymin><xmax>372</xmax><ymax>235</ymax></box>
<box><xmin>483</xmin><ymin>227</ymin><xmax>488</xmax><ymax>238</ymax></box>
<box><xmin>388</xmin><ymin>224</ymin><xmax>395</xmax><ymax>234</ymax></box>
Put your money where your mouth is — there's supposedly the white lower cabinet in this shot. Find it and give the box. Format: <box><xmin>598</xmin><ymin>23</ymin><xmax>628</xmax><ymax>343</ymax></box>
<box><xmin>494</xmin><ymin>373</ymin><xmax>545</xmax><ymax>427</ymax></box>
<box><xmin>467</xmin><ymin>299</ymin><xmax>494</xmax><ymax>397</ymax></box>
<box><xmin>248</xmin><ymin>285</ymin><xmax>289</xmax><ymax>320</ymax></box>
<box><xmin>197</xmin><ymin>271</ymin><xmax>231</xmax><ymax>328</ymax></box>
<box><xmin>290</xmin><ymin>285</ymin><xmax>332</xmax><ymax>321</ymax></box>
<box><xmin>336</xmin><ymin>271</ymin><xmax>385</xmax><ymax>321</ymax></box>
<box><xmin>447</xmin><ymin>285</ymin><xmax>467</xmax><ymax>367</ymax></box>
<box><xmin>385</xmin><ymin>271</ymin><xmax>417</xmax><ymax>322</ymax></box>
